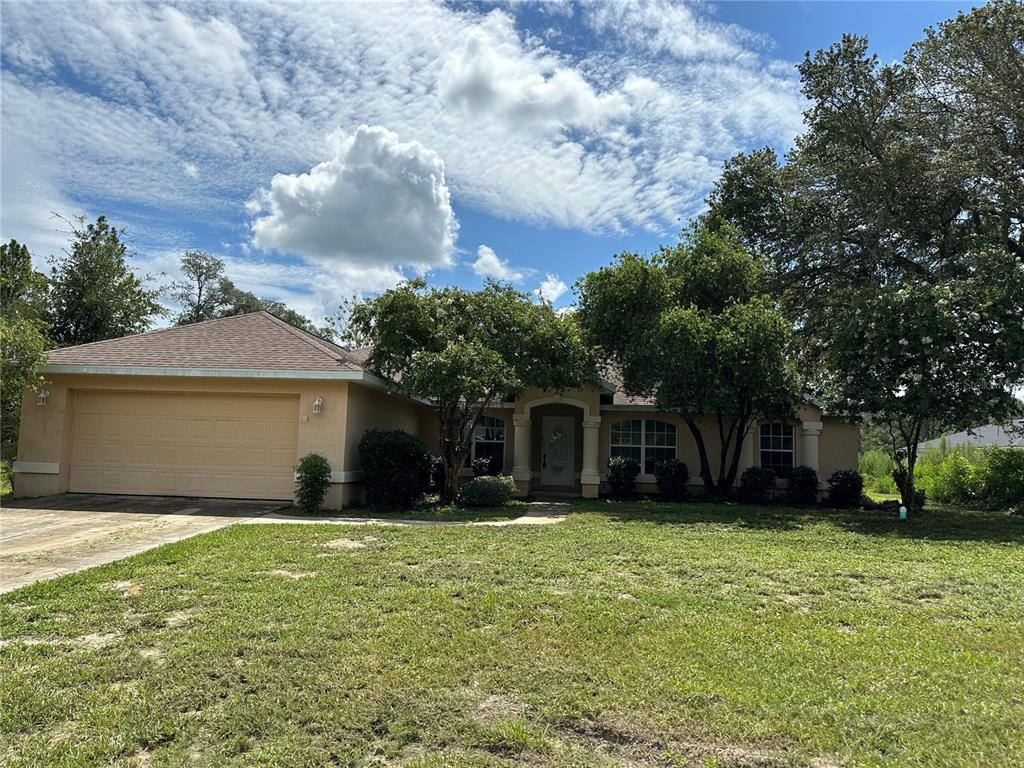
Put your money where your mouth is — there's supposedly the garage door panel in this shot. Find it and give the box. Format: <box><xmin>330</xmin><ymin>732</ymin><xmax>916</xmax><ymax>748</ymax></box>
<box><xmin>70</xmin><ymin>391</ymin><xmax>299</xmax><ymax>500</ymax></box>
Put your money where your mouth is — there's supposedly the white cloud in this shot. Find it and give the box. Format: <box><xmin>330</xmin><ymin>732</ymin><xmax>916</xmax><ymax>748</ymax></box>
<box><xmin>471</xmin><ymin>245</ymin><xmax>527</xmax><ymax>282</ymax></box>
<box><xmin>250</xmin><ymin>125</ymin><xmax>457</xmax><ymax>272</ymax></box>
<box><xmin>0</xmin><ymin>0</ymin><xmax>806</xmax><ymax>284</ymax></box>
<box><xmin>534</xmin><ymin>273</ymin><xmax>568</xmax><ymax>304</ymax></box>
<box><xmin>183</xmin><ymin>162</ymin><xmax>199</xmax><ymax>179</ymax></box>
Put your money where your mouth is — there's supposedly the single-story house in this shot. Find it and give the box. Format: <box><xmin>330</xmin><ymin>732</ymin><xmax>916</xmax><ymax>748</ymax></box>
<box><xmin>13</xmin><ymin>312</ymin><xmax>858</xmax><ymax>506</ymax></box>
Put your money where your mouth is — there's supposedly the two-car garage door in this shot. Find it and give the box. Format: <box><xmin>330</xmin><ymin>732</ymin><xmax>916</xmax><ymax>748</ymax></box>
<box><xmin>68</xmin><ymin>391</ymin><xmax>299</xmax><ymax>500</ymax></box>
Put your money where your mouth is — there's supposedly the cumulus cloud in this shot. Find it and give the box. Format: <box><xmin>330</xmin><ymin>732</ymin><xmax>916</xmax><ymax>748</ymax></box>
<box><xmin>471</xmin><ymin>245</ymin><xmax>527</xmax><ymax>282</ymax></box>
<box><xmin>249</xmin><ymin>125</ymin><xmax>457</xmax><ymax>271</ymax></box>
<box><xmin>439</xmin><ymin>12</ymin><xmax>628</xmax><ymax>133</ymax></box>
<box><xmin>534</xmin><ymin>273</ymin><xmax>568</xmax><ymax>304</ymax></box>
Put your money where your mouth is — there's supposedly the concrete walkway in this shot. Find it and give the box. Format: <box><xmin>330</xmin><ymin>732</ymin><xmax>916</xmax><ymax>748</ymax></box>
<box><xmin>0</xmin><ymin>495</ymin><xmax>280</xmax><ymax>594</ymax></box>
<box><xmin>243</xmin><ymin>502</ymin><xmax>570</xmax><ymax>528</ymax></box>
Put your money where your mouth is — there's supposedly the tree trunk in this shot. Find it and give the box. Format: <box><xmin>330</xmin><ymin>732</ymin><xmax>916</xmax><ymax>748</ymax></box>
<box><xmin>719</xmin><ymin>414</ymin><xmax>751</xmax><ymax>494</ymax></box>
<box><xmin>890</xmin><ymin>418</ymin><xmax>923</xmax><ymax>511</ymax></box>
<box><xmin>684</xmin><ymin>417</ymin><xmax>717</xmax><ymax>497</ymax></box>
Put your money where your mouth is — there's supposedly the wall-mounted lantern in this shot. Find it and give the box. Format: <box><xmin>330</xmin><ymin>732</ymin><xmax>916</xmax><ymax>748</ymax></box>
<box><xmin>36</xmin><ymin>389</ymin><xmax>50</xmax><ymax>406</ymax></box>
<box><xmin>312</xmin><ymin>396</ymin><xmax>323</xmax><ymax>414</ymax></box>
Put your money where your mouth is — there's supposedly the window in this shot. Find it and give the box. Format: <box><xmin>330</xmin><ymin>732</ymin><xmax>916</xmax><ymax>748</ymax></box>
<box><xmin>760</xmin><ymin>422</ymin><xmax>794</xmax><ymax>479</ymax></box>
<box><xmin>610</xmin><ymin>419</ymin><xmax>677</xmax><ymax>475</ymax></box>
<box><xmin>472</xmin><ymin>415</ymin><xmax>505</xmax><ymax>470</ymax></box>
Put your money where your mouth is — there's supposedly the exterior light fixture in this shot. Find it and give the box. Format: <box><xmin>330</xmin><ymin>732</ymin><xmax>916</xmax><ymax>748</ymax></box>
<box><xmin>312</xmin><ymin>396</ymin><xmax>323</xmax><ymax>414</ymax></box>
<box><xmin>36</xmin><ymin>389</ymin><xmax>50</xmax><ymax>406</ymax></box>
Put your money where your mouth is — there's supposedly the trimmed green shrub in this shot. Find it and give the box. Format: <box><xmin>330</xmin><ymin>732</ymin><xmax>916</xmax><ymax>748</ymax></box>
<box><xmin>458</xmin><ymin>475</ymin><xmax>517</xmax><ymax>507</ymax></box>
<box><xmin>654</xmin><ymin>459</ymin><xmax>689</xmax><ymax>501</ymax></box>
<box><xmin>607</xmin><ymin>456</ymin><xmax>640</xmax><ymax>498</ymax></box>
<box><xmin>295</xmin><ymin>453</ymin><xmax>332</xmax><ymax>514</ymax></box>
<box><xmin>787</xmin><ymin>465</ymin><xmax>820</xmax><ymax>505</ymax></box>
<box><xmin>358</xmin><ymin>429</ymin><xmax>431</xmax><ymax>509</ymax></box>
<box><xmin>737</xmin><ymin>466</ymin><xmax>775</xmax><ymax>504</ymax></box>
<box><xmin>828</xmin><ymin>469</ymin><xmax>864</xmax><ymax>508</ymax></box>
<box><xmin>472</xmin><ymin>456</ymin><xmax>499</xmax><ymax>477</ymax></box>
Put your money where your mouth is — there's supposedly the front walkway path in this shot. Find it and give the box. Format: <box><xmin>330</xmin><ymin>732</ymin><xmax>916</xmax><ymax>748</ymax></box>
<box><xmin>242</xmin><ymin>502</ymin><xmax>570</xmax><ymax>528</ymax></box>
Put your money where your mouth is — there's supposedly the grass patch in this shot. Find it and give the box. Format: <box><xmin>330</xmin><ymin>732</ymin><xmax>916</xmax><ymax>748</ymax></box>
<box><xmin>277</xmin><ymin>498</ymin><xmax>534</xmax><ymax>522</ymax></box>
<box><xmin>2</xmin><ymin>501</ymin><xmax>1022</xmax><ymax>767</ymax></box>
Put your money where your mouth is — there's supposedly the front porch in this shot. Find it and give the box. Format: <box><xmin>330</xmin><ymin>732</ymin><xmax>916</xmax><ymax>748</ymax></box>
<box><xmin>507</xmin><ymin>390</ymin><xmax>602</xmax><ymax>499</ymax></box>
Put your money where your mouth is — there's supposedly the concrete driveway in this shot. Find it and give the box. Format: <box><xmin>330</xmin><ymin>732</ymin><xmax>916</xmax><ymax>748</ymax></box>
<box><xmin>0</xmin><ymin>495</ymin><xmax>281</xmax><ymax>593</ymax></box>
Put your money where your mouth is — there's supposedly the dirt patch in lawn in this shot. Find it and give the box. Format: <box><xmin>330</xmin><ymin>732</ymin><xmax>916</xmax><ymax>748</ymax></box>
<box><xmin>323</xmin><ymin>536</ymin><xmax>376</xmax><ymax>551</ymax></box>
<box><xmin>473</xmin><ymin>692</ymin><xmax>528</xmax><ymax>724</ymax></box>
<box><xmin>258</xmin><ymin>569</ymin><xmax>317</xmax><ymax>580</ymax></box>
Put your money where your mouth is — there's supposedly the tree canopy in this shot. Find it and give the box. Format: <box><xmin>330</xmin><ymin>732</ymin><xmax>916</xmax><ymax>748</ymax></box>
<box><xmin>703</xmin><ymin>2</ymin><xmax>1024</xmax><ymax>506</ymax></box>
<box><xmin>577</xmin><ymin>224</ymin><xmax>801</xmax><ymax>496</ymax></box>
<box><xmin>350</xmin><ymin>280</ymin><xmax>593</xmax><ymax>501</ymax></box>
<box><xmin>1</xmin><ymin>240</ymin><xmax>50</xmax><ymax>461</ymax></box>
<box><xmin>47</xmin><ymin>216</ymin><xmax>162</xmax><ymax>347</ymax></box>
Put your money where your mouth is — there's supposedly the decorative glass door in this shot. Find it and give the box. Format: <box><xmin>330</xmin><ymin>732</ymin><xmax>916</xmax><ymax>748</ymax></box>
<box><xmin>541</xmin><ymin>416</ymin><xmax>575</xmax><ymax>486</ymax></box>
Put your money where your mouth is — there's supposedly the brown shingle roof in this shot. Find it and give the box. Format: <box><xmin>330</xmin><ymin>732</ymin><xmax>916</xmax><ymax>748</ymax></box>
<box><xmin>44</xmin><ymin>312</ymin><xmax>365</xmax><ymax>372</ymax></box>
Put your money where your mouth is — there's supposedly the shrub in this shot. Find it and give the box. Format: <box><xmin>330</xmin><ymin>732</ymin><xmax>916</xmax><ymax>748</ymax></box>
<box><xmin>787</xmin><ymin>465</ymin><xmax>820</xmax><ymax>505</ymax></box>
<box><xmin>972</xmin><ymin>448</ymin><xmax>1024</xmax><ymax>508</ymax></box>
<box><xmin>295</xmin><ymin>453</ymin><xmax>332</xmax><ymax>514</ymax></box>
<box><xmin>917</xmin><ymin>451</ymin><xmax>979</xmax><ymax>503</ymax></box>
<box><xmin>827</xmin><ymin>469</ymin><xmax>864</xmax><ymax>508</ymax></box>
<box><xmin>654</xmin><ymin>459</ymin><xmax>689</xmax><ymax>501</ymax></box>
<box><xmin>358</xmin><ymin>429</ymin><xmax>431</xmax><ymax>509</ymax></box>
<box><xmin>606</xmin><ymin>456</ymin><xmax>640</xmax><ymax>498</ymax></box>
<box><xmin>472</xmin><ymin>455</ymin><xmax>499</xmax><ymax>477</ymax></box>
<box><xmin>736</xmin><ymin>466</ymin><xmax>775</xmax><ymax>504</ymax></box>
<box><xmin>458</xmin><ymin>475</ymin><xmax>517</xmax><ymax>507</ymax></box>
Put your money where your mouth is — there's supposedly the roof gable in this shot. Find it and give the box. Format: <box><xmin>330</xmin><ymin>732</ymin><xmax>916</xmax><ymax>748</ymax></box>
<box><xmin>44</xmin><ymin>312</ymin><xmax>365</xmax><ymax>373</ymax></box>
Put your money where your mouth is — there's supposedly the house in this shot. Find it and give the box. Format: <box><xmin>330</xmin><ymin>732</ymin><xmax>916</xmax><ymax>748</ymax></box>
<box><xmin>917</xmin><ymin>420</ymin><xmax>1023</xmax><ymax>452</ymax></box>
<box><xmin>12</xmin><ymin>312</ymin><xmax>859</xmax><ymax>506</ymax></box>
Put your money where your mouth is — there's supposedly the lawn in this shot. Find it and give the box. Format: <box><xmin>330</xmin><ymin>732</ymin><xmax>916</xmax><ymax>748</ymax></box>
<box><xmin>2</xmin><ymin>502</ymin><xmax>1022</xmax><ymax>767</ymax></box>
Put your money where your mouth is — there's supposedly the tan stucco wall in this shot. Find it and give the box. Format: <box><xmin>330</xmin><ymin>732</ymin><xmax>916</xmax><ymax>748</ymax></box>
<box><xmin>819</xmin><ymin>418</ymin><xmax>860</xmax><ymax>481</ymax></box>
<box><xmin>14</xmin><ymin>373</ymin><xmax>352</xmax><ymax>506</ymax></box>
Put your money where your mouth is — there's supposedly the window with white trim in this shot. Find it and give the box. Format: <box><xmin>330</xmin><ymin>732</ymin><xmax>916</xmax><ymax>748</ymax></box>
<box><xmin>610</xmin><ymin>419</ymin><xmax>677</xmax><ymax>474</ymax></box>
<box><xmin>472</xmin><ymin>415</ymin><xmax>505</xmax><ymax>470</ymax></box>
<box><xmin>759</xmin><ymin>422</ymin><xmax>794</xmax><ymax>479</ymax></box>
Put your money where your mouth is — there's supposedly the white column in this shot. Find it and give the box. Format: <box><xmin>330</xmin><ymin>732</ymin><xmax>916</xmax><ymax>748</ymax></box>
<box><xmin>801</xmin><ymin>420</ymin><xmax>823</xmax><ymax>477</ymax></box>
<box><xmin>512</xmin><ymin>416</ymin><xmax>532</xmax><ymax>497</ymax></box>
<box><xmin>581</xmin><ymin>416</ymin><xmax>601</xmax><ymax>498</ymax></box>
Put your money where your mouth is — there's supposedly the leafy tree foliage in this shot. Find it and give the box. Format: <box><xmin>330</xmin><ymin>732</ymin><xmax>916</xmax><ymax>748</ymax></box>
<box><xmin>350</xmin><ymin>280</ymin><xmax>592</xmax><ymax>501</ymax></box>
<box><xmin>165</xmin><ymin>251</ymin><xmax>330</xmax><ymax>336</ymax></box>
<box><xmin>1</xmin><ymin>240</ymin><xmax>50</xmax><ymax>461</ymax></box>
<box><xmin>47</xmin><ymin>216</ymin><xmax>162</xmax><ymax>346</ymax></box>
<box><xmin>167</xmin><ymin>250</ymin><xmax>230</xmax><ymax>325</ymax></box>
<box><xmin>705</xmin><ymin>3</ymin><xmax>1024</xmax><ymax>507</ymax></box>
<box><xmin>821</xmin><ymin>247</ymin><xmax>1024</xmax><ymax>508</ymax></box>
<box><xmin>578</xmin><ymin>224</ymin><xmax>801</xmax><ymax>496</ymax></box>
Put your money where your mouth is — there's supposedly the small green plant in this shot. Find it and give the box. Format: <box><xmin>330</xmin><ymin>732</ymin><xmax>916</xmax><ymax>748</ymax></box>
<box><xmin>828</xmin><ymin>469</ymin><xmax>864</xmax><ymax>508</ymax></box>
<box><xmin>294</xmin><ymin>453</ymin><xmax>331</xmax><ymax>514</ymax></box>
<box><xmin>359</xmin><ymin>429</ymin><xmax>431</xmax><ymax>509</ymax></box>
<box><xmin>737</xmin><ymin>466</ymin><xmax>775</xmax><ymax>504</ymax></box>
<box><xmin>482</xmin><ymin>718</ymin><xmax>552</xmax><ymax>753</ymax></box>
<box><xmin>786</xmin><ymin>465</ymin><xmax>820</xmax><ymax>505</ymax></box>
<box><xmin>607</xmin><ymin>456</ymin><xmax>640</xmax><ymax>498</ymax></box>
<box><xmin>654</xmin><ymin>459</ymin><xmax>689</xmax><ymax>501</ymax></box>
<box><xmin>459</xmin><ymin>475</ymin><xmax>517</xmax><ymax>507</ymax></box>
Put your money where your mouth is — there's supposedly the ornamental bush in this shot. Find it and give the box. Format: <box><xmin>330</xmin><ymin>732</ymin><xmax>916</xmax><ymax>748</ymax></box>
<box><xmin>787</xmin><ymin>465</ymin><xmax>820</xmax><ymax>506</ymax></box>
<box><xmin>827</xmin><ymin>469</ymin><xmax>864</xmax><ymax>508</ymax></box>
<box><xmin>654</xmin><ymin>459</ymin><xmax>689</xmax><ymax>501</ymax></box>
<box><xmin>607</xmin><ymin>456</ymin><xmax>640</xmax><ymax>498</ymax></box>
<box><xmin>294</xmin><ymin>453</ymin><xmax>332</xmax><ymax>514</ymax></box>
<box><xmin>737</xmin><ymin>466</ymin><xmax>775</xmax><ymax>504</ymax></box>
<box><xmin>358</xmin><ymin>429</ymin><xmax>431</xmax><ymax>509</ymax></box>
<box><xmin>472</xmin><ymin>455</ymin><xmax>499</xmax><ymax>477</ymax></box>
<box><xmin>458</xmin><ymin>475</ymin><xmax>517</xmax><ymax>507</ymax></box>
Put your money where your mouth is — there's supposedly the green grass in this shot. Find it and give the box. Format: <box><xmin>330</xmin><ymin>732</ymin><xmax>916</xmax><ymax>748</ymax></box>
<box><xmin>2</xmin><ymin>501</ymin><xmax>1023</xmax><ymax>767</ymax></box>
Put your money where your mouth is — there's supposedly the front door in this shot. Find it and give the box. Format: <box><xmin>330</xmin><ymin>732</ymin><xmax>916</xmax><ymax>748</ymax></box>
<box><xmin>541</xmin><ymin>416</ymin><xmax>575</xmax><ymax>487</ymax></box>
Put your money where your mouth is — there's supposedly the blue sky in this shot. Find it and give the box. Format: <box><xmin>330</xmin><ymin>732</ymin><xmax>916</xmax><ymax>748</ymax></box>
<box><xmin>0</xmin><ymin>1</ymin><xmax>972</xmax><ymax>323</ymax></box>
